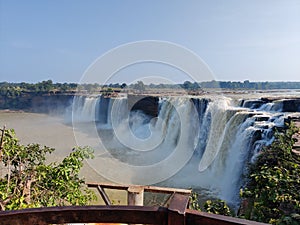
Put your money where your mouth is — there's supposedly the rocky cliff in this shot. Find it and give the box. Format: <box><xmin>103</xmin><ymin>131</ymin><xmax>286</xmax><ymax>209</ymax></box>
<box><xmin>0</xmin><ymin>92</ymin><xmax>74</xmax><ymax>114</ymax></box>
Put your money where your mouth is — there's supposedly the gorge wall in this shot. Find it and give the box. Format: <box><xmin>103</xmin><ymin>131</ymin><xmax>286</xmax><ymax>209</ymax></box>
<box><xmin>0</xmin><ymin>92</ymin><xmax>160</xmax><ymax>116</ymax></box>
<box><xmin>1</xmin><ymin>91</ymin><xmax>300</xmax><ymax>116</ymax></box>
<box><xmin>0</xmin><ymin>92</ymin><xmax>75</xmax><ymax>113</ymax></box>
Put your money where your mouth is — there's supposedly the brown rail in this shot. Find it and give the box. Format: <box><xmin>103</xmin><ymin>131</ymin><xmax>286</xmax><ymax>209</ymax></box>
<box><xmin>0</xmin><ymin>193</ymin><xmax>267</xmax><ymax>225</ymax></box>
<box><xmin>87</xmin><ymin>182</ymin><xmax>192</xmax><ymax>207</ymax></box>
<box><xmin>0</xmin><ymin>205</ymin><xmax>167</xmax><ymax>225</ymax></box>
<box><xmin>87</xmin><ymin>182</ymin><xmax>192</xmax><ymax>194</ymax></box>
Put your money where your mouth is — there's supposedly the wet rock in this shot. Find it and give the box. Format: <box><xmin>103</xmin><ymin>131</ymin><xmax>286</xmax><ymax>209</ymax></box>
<box><xmin>281</xmin><ymin>99</ymin><xmax>300</xmax><ymax>112</ymax></box>
<box><xmin>288</xmin><ymin>113</ymin><xmax>300</xmax><ymax>121</ymax></box>
<box><xmin>259</xmin><ymin>97</ymin><xmax>300</xmax><ymax>112</ymax></box>
<box><xmin>254</xmin><ymin>116</ymin><xmax>270</xmax><ymax>122</ymax></box>
<box><xmin>252</xmin><ymin>129</ymin><xmax>262</xmax><ymax>141</ymax></box>
<box><xmin>0</xmin><ymin>92</ymin><xmax>74</xmax><ymax>114</ymax></box>
<box><xmin>128</xmin><ymin>95</ymin><xmax>159</xmax><ymax>117</ymax></box>
<box><xmin>242</xmin><ymin>100</ymin><xmax>266</xmax><ymax>109</ymax></box>
<box><xmin>254</xmin><ymin>124</ymin><xmax>269</xmax><ymax>129</ymax></box>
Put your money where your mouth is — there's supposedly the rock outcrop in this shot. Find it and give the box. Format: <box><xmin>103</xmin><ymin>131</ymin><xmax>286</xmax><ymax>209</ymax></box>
<box><xmin>0</xmin><ymin>92</ymin><xmax>74</xmax><ymax>114</ymax></box>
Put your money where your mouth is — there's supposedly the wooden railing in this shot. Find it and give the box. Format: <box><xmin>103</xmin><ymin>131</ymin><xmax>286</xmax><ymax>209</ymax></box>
<box><xmin>86</xmin><ymin>182</ymin><xmax>192</xmax><ymax>206</ymax></box>
<box><xmin>0</xmin><ymin>198</ymin><xmax>266</xmax><ymax>225</ymax></box>
<box><xmin>0</xmin><ymin>182</ymin><xmax>267</xmax><ymax>225</ymax></box>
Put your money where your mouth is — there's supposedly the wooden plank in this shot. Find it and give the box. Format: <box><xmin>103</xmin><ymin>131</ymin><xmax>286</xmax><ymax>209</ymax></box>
<box><xmin>97</xmin><ymin>185</ymin><xmax>112</xmax><ymax>205</ymax></box>
<box><xmin>87</xmin><ymin>182</ymin><xmax>129</xmax><ymax>190</ymax></box>
<box><xmin>168</xmin><ymin>193</ymin><xmax>190</xmax><ymax>225</ymax></box>
<box><xmin>185</xmin><ymin>209</ymin><xmax>268</xmax><ymax>225</ymax></box>
<box><xmin>168</xmin><ymin>193</ymin><xmax>190</xmax><ymax>214</ymax></box>
<box><xmin>144</xmin><ymin>185</ymin><xmax>191</xmax><ymax>195</ymax></box>
<box><xmin>163</xmin><ymin>193</ymin><xmax>175</xmax><ymax>207</ymax></box>
<box><xmin>87</xmin><ymin>182</ymin><xmax>191</xmax><ymax>194</ymax></box>
<box><xmin>0</xmin><ymin>206</ymin><xmax>168</xmax><ymax>225</ymax></box>
<box><xmin>168</xmin><ymin>210</ymin><xmax>184</xmax><ymax>225</ymax></box>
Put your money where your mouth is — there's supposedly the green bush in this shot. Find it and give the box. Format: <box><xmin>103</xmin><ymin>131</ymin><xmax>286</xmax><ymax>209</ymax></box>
<box><xmin>0</xmin><ymin>128</ymin><xmax>96</xmax><ymax>210</ymax></box>
<box><xmin>189</xmin><ymin>192</ymin><xmax>233</xmax><ymax>216</ymax></box>
<box><xmin>240</xmin><ymin>122</ymin><xmax>300</xmax><ymax>224</ymax></box>
<box><xmin>204</xmin><ymin>199</ymin><xmax>233</xmax><ymax>216</ymax></box>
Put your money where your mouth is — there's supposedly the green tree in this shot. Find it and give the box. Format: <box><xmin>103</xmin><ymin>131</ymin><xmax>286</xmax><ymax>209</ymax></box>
<box><xmin>182</xmin><ymin>81</ymin><xmax>193</xmax><ymax>90</ymax></box>
<box><xmin>121</xmin><ymin>83</ymin><xmax>127</xmax><ymax>89</ymax></box>
<box><xmin>133</xmin><ymin>81</ymin><xmax>145</xmax><ymax>92</ymax></box>
<box><xmin>0</xmin><ymin>128</ymin><xmax>96</xmax><ymax>210</ymax></box>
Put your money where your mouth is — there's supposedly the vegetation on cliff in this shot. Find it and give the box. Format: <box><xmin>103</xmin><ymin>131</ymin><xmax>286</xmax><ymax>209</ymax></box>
<box><xmin>239</xmin><ymin>122</ymin><xmax>300</xmax><ymax>224</ymax></box>
<box><xmin>189</xmin><ymin>193</ymin><xmax>233</xmax><ymax>216</ymax></box>
<box><xmin>0</xmin><ymin>128</ymin><xmax>96</xmax><ymax>210</ymax></box>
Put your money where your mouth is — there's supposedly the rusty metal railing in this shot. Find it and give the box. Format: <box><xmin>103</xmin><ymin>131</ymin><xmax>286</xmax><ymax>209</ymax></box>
<box><xmin>0</xmin><ymin>192</ymin><xmax>267</xmax><ymax>225</ymax></box>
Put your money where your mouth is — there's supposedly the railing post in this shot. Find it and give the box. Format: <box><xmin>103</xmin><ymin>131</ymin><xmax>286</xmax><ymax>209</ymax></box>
<box><xmin>97</xmin><ymin>185</ymin><xmax>111</xmax><ymax>205</ymax></box>
<box><xmin>127</xmin><ymin>186</ymin><xmax>144</xmax><ymax>206</ymax></box>
<box><xmin>168</xmin><ymin>193</ymin><xmax>190</xmax><ymax>225</ymax></box>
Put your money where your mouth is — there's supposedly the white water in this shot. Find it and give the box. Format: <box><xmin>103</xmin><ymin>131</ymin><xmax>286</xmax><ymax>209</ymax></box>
<box><xmin>72</xmin><ymin>96</ymin><xmax>98</xmax><ymax>122</ymax></box>
<box><xmin>70</xmin><ymin>95</ymin><xmax>295</xmax><ymax>206</ymax></box>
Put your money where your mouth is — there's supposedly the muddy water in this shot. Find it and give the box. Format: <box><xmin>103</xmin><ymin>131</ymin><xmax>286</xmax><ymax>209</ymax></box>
<box><xmin>0</xmin><ymin>111</ymin><xmax>109</xmax><ymax>183</ymax></box>
<box><xmin>0</xmin><ymin>110</ymin><xmax>130</xmax><ymax>205</ymax></box>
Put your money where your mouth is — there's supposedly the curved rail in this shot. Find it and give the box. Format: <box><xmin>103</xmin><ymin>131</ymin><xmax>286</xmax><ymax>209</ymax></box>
<box><xmin>0</xmin><ymin>205</ymin><xmax>267</xmax><ymax>225</ymax></box>
<box><xmin>0</xmin><ymin>205</ymin><xmax>167</xmax><ymax>225</ymax></box>
<box><xmin>0</xmin><ymin>187</ymin><xmax>268</xmax><ymax>225</ymax></box>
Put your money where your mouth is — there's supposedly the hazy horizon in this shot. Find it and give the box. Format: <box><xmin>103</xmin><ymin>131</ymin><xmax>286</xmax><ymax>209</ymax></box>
<box><xmin>2</xmin><ymin>79</ymin><xmax>300</xmax><ymax>84</ymax></box>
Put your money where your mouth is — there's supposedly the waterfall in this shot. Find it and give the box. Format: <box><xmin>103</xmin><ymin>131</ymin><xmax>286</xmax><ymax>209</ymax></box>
<box><xmin>71</xmin><ymin>94</ymin><xmax>297</xmax><ymax>206</ymax></box>
<box><xmin>72</xmin><ymin>96</ymin><xmax>99</xmax><ymax>122</ymax></box>
<box><xmin>198</xmin><ymin>98</ymin><xmax>236</xmax><ymax>172</ymax></box>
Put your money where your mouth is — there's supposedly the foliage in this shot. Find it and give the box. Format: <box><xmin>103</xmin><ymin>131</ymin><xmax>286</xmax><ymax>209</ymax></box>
<box><xmin>240</xmin><ymin>122</ymin><xmax>300</xmax><ymax>224</ymax></box>
<box><xmin>181</xmin><ymin>81</ymin><xmax>201</xmax><ymax>91</ymax></box>
<box><xmin>132</xmin><ymin>81</ymin><xmax>146</xmax><ymax>92</ymax></box>
<box><xmin>120</xmin><ymin>83</ymin><xmax>127</xmax><ymax>89</ymax></box>
<box><xmin>200</xmin><ymin>81</ymin><xmax>300</xmax><ymax>89</ymax></box>
<box><xmin>0</xmin><ymin>128</ymin><xmax>96</xmax><ymax>210</ymax></box>
<box><xmin>189</xmin><ymin>192</ymin><xmax>233</xmax><ymax>216</ymax></box>
<box><xmin>0</xmin><ymin>80</ymin><xmax>78</xmax><ymax>96</ymax></box>
<box><xmin>204</xmin><ymin>199</ymin><xmax>233</xmax><ymax>216</ymax></box>
<box><xmin>189</xmin><ymin>192</ymin><xmax>200</xmax><ymax>210</ymax></box>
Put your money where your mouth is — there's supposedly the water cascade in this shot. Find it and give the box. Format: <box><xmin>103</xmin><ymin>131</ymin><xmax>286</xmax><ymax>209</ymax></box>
<box><xmin>71</xmin><ymin>94</ymin><xmax>298</xmax><ymax>206</ymax></box>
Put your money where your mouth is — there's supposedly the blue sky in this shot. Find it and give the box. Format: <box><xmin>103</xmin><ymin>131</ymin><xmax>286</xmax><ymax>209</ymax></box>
<box><xmin>0</xmin><ymin>0</ymin><xmax>299</xmax><ymax>83</ymax></box>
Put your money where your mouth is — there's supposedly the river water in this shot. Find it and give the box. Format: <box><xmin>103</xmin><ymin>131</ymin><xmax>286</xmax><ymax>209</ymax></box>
<box><xmin>0</xmin><ymin>111</ymin><xmax>109</xmax><ymax>184</ymax></box>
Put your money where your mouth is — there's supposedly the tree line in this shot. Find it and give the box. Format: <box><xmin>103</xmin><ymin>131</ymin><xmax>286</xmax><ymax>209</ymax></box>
<box><xmin>1</xmin><ymin>80</ymin><xmax>300</xmax><ymax>98</ymax></box>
